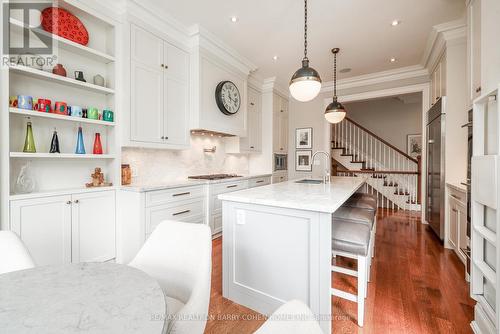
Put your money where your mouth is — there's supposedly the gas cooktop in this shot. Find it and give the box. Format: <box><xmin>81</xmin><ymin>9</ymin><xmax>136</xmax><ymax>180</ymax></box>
<box><xmin>188</xmin><ymin>174</ymin><xmax>242</xmax><ymax>180</ymax></box>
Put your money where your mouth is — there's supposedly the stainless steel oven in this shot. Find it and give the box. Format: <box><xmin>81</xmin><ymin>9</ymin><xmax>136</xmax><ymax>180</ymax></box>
<box><xmin>274</xmin><ymin>154</ymin><xmax>288</xmax><ymax>171</ymax></box>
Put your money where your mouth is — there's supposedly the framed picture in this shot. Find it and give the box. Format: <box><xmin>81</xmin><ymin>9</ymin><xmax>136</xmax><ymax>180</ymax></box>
<box><xmin>296</xmin><ymin>128</ymin><xmax>313</xmax><ymax>149</ymax></box>
<box><xmin>407</xmin><ymin>134</ymin><xmax>422</xmax><ymax>158</ymax></box>
<box><xmin>296</xmin><ymin>150</ymin><xmax>312</xmax><ymax>171</ymax></box>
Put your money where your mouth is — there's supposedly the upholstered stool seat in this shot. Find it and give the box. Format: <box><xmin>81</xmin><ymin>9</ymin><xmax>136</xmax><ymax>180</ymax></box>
<box><xmin>343</xmin><ymin>193</ymin><xmax>377</xmax><ymax>211</ymax></box>
<box><xmin>332</xmin><ymin>206</ymin><xmax>375</xmax><ymax>229</ymax></box>
<box><xmin>332</xmin><ymin>220</ymin><xmax>370</xmax><ymax>256</ymax></box>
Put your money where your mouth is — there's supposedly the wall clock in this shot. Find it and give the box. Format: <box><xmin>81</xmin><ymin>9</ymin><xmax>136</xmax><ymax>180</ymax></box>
<box><xmin>215</xmin><ymin>81</ymin><xmax>241</xmax><ymax>115</ymax></box>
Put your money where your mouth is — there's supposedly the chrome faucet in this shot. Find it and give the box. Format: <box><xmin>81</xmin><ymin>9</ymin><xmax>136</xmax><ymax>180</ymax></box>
<box><xmin>312</xmin><ymin>151</ymin><xmax>331</xmax><ymax>183</ymax></box>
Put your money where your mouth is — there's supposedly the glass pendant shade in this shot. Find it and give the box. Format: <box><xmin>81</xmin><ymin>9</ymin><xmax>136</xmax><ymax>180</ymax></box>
<box><xmin>324</xmin><ymin>97</ymin><xmax>346</xmax><ymax>123</ymax></box>
<box><xmin>289</xmin><ymin>59</ymin><xmax>322</xmax><ymax>102</ymax></box>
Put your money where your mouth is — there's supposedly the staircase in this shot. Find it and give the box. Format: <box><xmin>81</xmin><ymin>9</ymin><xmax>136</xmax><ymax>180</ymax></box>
<box><xmin>331</xmin><ymin>117</ymin><xmax>421</xmax><ymax>211</ymax></box>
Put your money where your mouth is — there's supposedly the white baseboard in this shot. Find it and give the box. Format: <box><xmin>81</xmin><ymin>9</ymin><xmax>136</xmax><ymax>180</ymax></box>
<box><xmin>471</xmin><ymin>303</ymin><xmax>496</xmax><ymax>334</ymax></box>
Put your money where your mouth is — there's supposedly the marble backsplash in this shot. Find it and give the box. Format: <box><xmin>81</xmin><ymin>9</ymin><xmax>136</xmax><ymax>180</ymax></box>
<box><xmin>122</xmin><ymin>136</ymin><xmax>250</xmax><ymax>185</ymax></box>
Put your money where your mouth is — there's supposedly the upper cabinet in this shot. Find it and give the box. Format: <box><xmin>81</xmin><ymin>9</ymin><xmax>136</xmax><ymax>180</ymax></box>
<box><xmin>128</xmin><ymin>24</ymin><xmax>190</xmax><ymax>149</ymax></box>
<box><xmin>225</xmin><ymin>86</ymin><xmax>262</xmax><ymax>153</ymax></box>
<box><xmin>467</xmin><ymin>0</ymin><xmax>482</xmax><ymax>105</ymax></box>
<box><xmin>430</xmin><ymin>53</ymin><xmax>447</xmax><ymax>106</ymax></box>
<box><xmin>273</xmin><ymin>94</ymin><xmax>289</xmax><ymax>153</ymax></box>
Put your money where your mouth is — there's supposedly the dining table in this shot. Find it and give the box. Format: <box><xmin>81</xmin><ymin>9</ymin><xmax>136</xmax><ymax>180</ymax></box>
<box><xmin>0</xmin><ymin>262</ymin><xmax>167</xmax><ymax>334</ymax></box>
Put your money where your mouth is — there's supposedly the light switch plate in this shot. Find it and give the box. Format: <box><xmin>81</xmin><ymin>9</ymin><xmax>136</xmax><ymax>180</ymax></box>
<box><xmin>236</xmin><ymin>210</ymin><xmax>246</xmax><ymax>225</ymax></box>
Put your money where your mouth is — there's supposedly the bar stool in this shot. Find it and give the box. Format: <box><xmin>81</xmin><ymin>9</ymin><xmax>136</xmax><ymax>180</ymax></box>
<box><xmin>332</xmin><ymin>206</ymin><xmax>375</xmax><ymax>286</ymax></box>
<box><xmin>331</xmin><ymin>219</ymin><xmax>371</xmax><ymax>327</ymax></box>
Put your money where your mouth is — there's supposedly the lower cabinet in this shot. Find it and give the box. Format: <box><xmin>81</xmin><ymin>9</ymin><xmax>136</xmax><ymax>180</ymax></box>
<box><xmin>272</xmin><ymin>171</ymin><xmax>288</xmax><ymax>184</ymax></box>
<box><xmin>446</xmin><ymin>186</ymin><xmax>468</xmax><ymax>264</ymax></box>
<box><xmin>10</xmin><ymin>190</ymin><xmax>116</xmax><ymax>266</ymax></box>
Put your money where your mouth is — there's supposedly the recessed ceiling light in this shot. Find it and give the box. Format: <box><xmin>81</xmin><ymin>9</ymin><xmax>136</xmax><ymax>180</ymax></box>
<box><xmin>273</xmin><ymin>55</ymin><xmax>279</xmax><ymax>61</ymax></box>
<box><xmin>230</xmin><ymin>16</ymin><xmax>239</xmax><ymax>23</ymax></box>
<box><xmin>339</xmin><ymin>68</ymin><xmax>351</xmax><ymax>73</ymax></box>
<box><xmin>390</xmin><ymin>57</ymin><xmax>397</xmax><ymax>63</ymax></box>
<box><xmin>391</xmin><ymin>20</ymin><xmax>400</xmax><ymax>26</ymax></box>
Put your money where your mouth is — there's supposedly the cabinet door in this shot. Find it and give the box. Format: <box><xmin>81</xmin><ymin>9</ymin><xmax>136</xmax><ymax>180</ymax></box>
<box><xmin>72</xmin><ymin>191</ymin><xmax>116</xmax><ymax>263</ymax></box>
<box><xmin>212</xmin><ymin>214</ymin><xmax>222</xmax><ymax>235</ymax></box>
<box><xmin>280</xmin><ymin>111</ymin><xmax>289</xmax><ymax>152</ymax></box>
<box><xmin>471</xmin><ymin>0</ymin><xmax>481</xmax><ymax>100</ymax></box>
<box><xmin>273</xmin><ymin>108</ymin><xmax>281</xmax><ymax>152</ymax></box>
<box><xmin>164</xmin><ymin>43</ymin><xmax>190</xmax><ymax>146</ymax></box>
<box><xmin>10</xmin><ymin>195</ymin><xmax>72</xmax><ymax>266</ymax></box>
<box><xmin>130</xmin><ymin>26</ymin><xmax>164</xmax><ymax>144</ymax></box>
<box><xmin>457</xmin><ymin>202</ymin><xmax>468</xmax><ymax>263</ymax></box>
<box><xmin>242</xmin><ymin>87</ymin><xmax>262</xmax><ymax>152</ymax></box>
<box><xmin>448</xmin><ymin>199</ymin><xmax>458</xmax><ymax>249</ymax></box>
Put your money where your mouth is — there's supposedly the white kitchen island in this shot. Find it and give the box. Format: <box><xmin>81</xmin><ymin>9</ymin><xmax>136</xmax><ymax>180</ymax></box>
<box><xmin>219</xmin><ymin>176</ymin><xmax>366</xmax><ymax>333</ymax></box>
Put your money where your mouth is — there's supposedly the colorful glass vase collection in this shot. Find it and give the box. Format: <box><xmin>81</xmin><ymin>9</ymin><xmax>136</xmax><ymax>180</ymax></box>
<box><xmin>10</xmin><ymin>95</ymin><xmax>114</xmax><ymax>122</ymax></box>
<box><xmin>22</xmin><ymin>121</ymin><xmax>104</xmax><ymax>155</ymax></box>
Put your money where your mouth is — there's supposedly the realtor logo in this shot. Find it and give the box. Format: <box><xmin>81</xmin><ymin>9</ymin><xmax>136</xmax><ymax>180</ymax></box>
<box><xmin>2</xmin><ymin>2</ymin><xmax>56</xmax><ymax>68</ymax></box>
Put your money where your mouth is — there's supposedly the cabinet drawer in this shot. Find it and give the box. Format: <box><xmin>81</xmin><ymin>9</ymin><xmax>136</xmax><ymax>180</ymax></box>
<box><xmin>146</xmin><ymin>185</ymin><xmax>205</xmax><ymax>207</ymax></box>
<box><xmin>212</xmin><ymin>180</ymin><xmax>248</xmax><ymax>195</ymax></box>
<box><xmin>212</xmin><ymin>214</ymin><xmax>222</xmax><ymax>234</ymax></box>
<box><xmin>248</xmin><ymin>177</ymin><xmax>271</xmax><ymax>188</ymax></box>
<box><xmin>448</xmin><ymin>188</ymin><xmax>466</xmax><ymax>205</ymax></box>
<box><xmin>146</xmin><ymin>199</ymin><xmax>205</xmax><ymax>234</ymax></box>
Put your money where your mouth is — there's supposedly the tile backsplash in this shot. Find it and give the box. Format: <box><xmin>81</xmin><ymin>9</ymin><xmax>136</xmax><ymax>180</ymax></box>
<box><xmin>122</xmin><ymin>136</ymin><xmax>249</xmax><ymax>184</ymax></box>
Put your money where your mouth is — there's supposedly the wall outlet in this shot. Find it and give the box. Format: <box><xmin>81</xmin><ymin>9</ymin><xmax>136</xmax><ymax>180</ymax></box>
<box><xmin>131</xmin><ymin>167</ymin><xmax>138</xmax><ymax>178</ymax></box>
<box><xmin>236</xmin><ymin>210</ymin><xmax>246</xmax><ymax>225</ymax></box>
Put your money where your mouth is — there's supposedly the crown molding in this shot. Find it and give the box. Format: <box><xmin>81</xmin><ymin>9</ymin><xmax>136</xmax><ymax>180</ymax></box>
<box><xmin>261</xmin><ymin>77</ymin><xmax>289</xmax><ymax>98</ymax></box>
<box><xmin>320</xmin><ymin>65</ymin><xmax>429</xmax><ymax>93</ymax></box>
<box><xmin>421</xmin><ymin>19</ymin><xmax>467</xmax><ymax>71</ymax></box>
<box><xmin>188</xmin><ymin>25</ymin><xmax>257</xmax><ymax>75</ymax></box>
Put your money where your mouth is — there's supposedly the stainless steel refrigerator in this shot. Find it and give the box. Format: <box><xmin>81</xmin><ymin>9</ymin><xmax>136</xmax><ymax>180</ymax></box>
<box><xmin>426</xmin><ymin>97</ymin><xmax>446</xmax><ymax>240</ymax></box>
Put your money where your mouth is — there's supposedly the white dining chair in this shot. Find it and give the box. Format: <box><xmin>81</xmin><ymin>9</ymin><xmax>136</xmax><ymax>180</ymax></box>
<box><xmin>129</xmin><ymin>221</ymin><xmax>212</xmax><ymax>334</ymax></box>
<box><xmin>254</xmin><ymin>300</ymin><xmax>324</xmax><ymax>334</ymax></box>
<box><xmin>0</xmin><ymin>231</ymin><xmax>35</xmax><ymax>275</ymax></box>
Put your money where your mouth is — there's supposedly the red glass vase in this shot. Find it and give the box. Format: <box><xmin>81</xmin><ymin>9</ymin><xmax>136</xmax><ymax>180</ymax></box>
<box><xmin>93</xmin><ymin>133</ymin><xmax>103</xmax><ymax>154</ymax></box>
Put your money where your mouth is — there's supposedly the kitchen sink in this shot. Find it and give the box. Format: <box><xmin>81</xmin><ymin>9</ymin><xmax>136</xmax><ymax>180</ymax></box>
<box><xmin>295</xmin><ymin>179</ymin><xmax>324</xmax><ymax>184</ymax></box>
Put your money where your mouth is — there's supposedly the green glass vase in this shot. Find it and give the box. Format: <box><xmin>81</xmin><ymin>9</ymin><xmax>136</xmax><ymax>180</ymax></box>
<box><xmin>23</xmin><ymin>121</ymin><xmax>36</xmax><ymax>153</ymax></box>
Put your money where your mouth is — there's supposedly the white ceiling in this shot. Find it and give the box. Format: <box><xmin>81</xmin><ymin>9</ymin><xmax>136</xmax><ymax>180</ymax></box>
<box><xmin>144</xmin><ymin>0</ymin><xmax>465</xmax><ymax>86</ymax></box>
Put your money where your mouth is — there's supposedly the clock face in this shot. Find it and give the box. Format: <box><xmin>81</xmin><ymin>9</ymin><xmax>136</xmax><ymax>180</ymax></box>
<box><xmin>215</xmin><ymin>81</ymin><xmax>241</xmax><ymax>115</ymax></box>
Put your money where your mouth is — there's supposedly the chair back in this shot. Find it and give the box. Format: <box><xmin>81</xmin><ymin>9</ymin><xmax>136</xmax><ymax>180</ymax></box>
<box><xmin>0</xmin><ymin>231</ymin><xmax>35</xmax><ymax>275</ymax></box>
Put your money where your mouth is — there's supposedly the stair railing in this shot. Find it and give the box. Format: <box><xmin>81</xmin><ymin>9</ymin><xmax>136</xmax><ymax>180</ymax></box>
<box><xmin>331</xmin><ymin>118</ymin><xmax>421</xmax><ymax>211</ymax></box>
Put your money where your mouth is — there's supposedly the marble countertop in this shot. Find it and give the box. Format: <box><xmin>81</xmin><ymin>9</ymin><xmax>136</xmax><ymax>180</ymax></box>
<box><xmin>0</xmin><ymin>262</ymin><xmax>166</xmax><ymax>334</ymax></box>
<box><xmin>447</xmin><ymin>182</ymin><xmax>467</xmax><ymax>192</ymax></box>
<box><xmin>121</xmin><ymin>174</ymin><xmax>273</xmax><ymax>192</ymax></box>
<box><xmin>218</xmin><ymin>176</ymin><xmax>366</xmax><ymax>213</ymax></box>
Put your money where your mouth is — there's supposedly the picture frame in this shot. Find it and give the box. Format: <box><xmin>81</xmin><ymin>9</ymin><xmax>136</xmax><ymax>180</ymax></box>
<box><xmin>406</xmin><ymin>134</ymin><xmax>422</xmax><ymax>158</ymax></box>
<box><xmin>295</xmin><ymin>150</ymin><xmax>312</xmax><ymax>171</ymax></box>
<box><xmin>295</xmin><ymin>127</ymin><xmax>313</xmax><ymax>149</ymax></box>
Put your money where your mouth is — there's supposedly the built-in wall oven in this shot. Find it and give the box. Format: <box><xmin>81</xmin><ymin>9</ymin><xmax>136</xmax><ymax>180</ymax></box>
<box><xmin>461</xmin><ymin>109</ymin><xmax>473</xmax><ymax>277</ymax></box>
<box><xmin>274</xmin><ymin>154</ymin><xmax>288</xmax><ymax>171</ymax></box>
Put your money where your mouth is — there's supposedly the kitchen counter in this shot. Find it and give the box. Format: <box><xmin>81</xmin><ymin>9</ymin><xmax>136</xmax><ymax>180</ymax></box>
<box><xmin>218</xmin><ymin>176</ymin><xmax>366</xmax><ymax>213</ymax></box>
<box><xmin>220</xmin><ymin>176</ymin><xmax>366</xmax><ymax>334</ymax></box>
<box><xmin>120</xmin><ymin>174</ymin><xmax>272</xmax><ymax>192</ymax></box>
<box><xmin>447</xmin><ymin>182</ymin><xmax>467</xmax><ymax>193</ymax></box>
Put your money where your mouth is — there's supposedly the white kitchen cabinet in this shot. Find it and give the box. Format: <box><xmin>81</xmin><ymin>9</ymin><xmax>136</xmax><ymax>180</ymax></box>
<box><xmin>10</xmin><ymin>190</ymin><xmax>116</xmax><ymax>266</ymax></box>
<box><xmin>208</xmin><ymin>180</ymin><xmax>249</xmax><ymax>235</ymax></box>
<box><xmin>446</xmin><ymin>186</ymin><xmax>468</xmax><ymax>265</ymax></box>
<box><xmin>430</xmin><ymin>53</ymin><xmax>447</xmax><ymax>106</ymax></box>
<box><xmin>272</xmin><ymin>171</ymin><xmax>288</xmax><ymax>184</ymax></box>
<box><xmin>447</xmin><ymin>198</ymin><xmax>459</xmax><ymax>250</ymax></box>
<box><xmin>71</xmin><ymin>191</ymin><xmax>116</xmax><ymax>263</ymax></box>
<box><xmin>129</xmin><ymin>24</ymin><xmax>190</xmax><ymax>149</ymax></box>
<box><xmin>467</xmin><ymin>0</ymin><xmax>482</xmax><ymax>106</ymax></box>
<box><xmin>273</xmin><ymin>94</ymin><xmax>289</xmax><ymax>153</ymax></box>
<box><xmin>10</xmin><ymin>195</ymin><xmax>72</xmax><ymax>266</ymax></box>
<box><xmin>225</xmin><ymin>86</ymin><xmax>262</xmax><ymax>153</ymax></box>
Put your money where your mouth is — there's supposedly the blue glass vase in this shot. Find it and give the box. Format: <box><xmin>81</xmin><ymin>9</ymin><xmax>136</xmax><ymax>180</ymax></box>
<box><xmin>75</xmin><ymin>126</ymin><xmax>86</xmax><ymax>154</ymax></box>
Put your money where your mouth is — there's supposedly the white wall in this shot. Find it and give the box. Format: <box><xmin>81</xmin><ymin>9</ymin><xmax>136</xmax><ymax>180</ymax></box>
<box><xmin>122</xmin><ymin>135</ymin><xmax>249</xmax><ymax>184</ymax></box>
<box><xmin>344</xmin><ymin>95</ymin><xmax>423</xmax><ymax>153</ymax></box>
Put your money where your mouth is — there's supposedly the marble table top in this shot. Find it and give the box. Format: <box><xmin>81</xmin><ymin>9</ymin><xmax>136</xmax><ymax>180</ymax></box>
<box><xmin>219</xmin><ymin>176</ymin><xmax>366</xmax><ymax>213</ymax></box>
<box><xmin>0</xmin><ymin>263</ymin><xmax>166</xmax><ymax>334</ymax></box>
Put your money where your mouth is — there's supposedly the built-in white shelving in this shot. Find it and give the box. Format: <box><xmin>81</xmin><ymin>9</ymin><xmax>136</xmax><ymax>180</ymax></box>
<box><xmin>10</xmin><ymin>152</ymin><xmax>115</xmax><ymax>159</ymax></box>
<box><xmin>10</xmin><ymin>65</ymin><xmax>115</xmax><ymax>95</ymax></box>
<box><xmin>9</xmin><ymin>186</ymin><xmax>118</xmax><ymax>201</ymax></box>
<box><xmin>9</xmin><ymin>18</ymin><xmax>115</xmax><ymax>64</ymax></box>
<box><xmin>10</xmin><ymin>108</ymin><xmax>115</xmax><ymax>126</ymax></box>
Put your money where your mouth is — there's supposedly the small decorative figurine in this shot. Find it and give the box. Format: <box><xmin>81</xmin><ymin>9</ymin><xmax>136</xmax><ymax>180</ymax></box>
<box><xmin>49</xmin><ymin>128</ymin><xmax>60</xmax><ymax>153</ymax></box>
<box><xmin>93</xmin><ymin>74</ymin><xmax>105</xmax><ymax>86</ymax></box>
<box><xmin>23</xmin><ymin>120</ymin><xmax>36</xmax><ymax>153</ymax></box>
<box><xmin>74</xmin><ymin>70</ymin><xmax>86</xmax><ymax>82</ymax></box>
<box><xmin>102</xmin><ymin>109</ymin><xmax>114</xmax><ymax>122</ymax></box>
<box><xmin>14</xmin><ymin>162</ymin><xmax>36</xmax><ymax>194</ymax></box>
<box><xmin>75</xmin><ymin>126</ymin><xmax>86</xmax><ymax>154</ymax></box>
<box><xmin>52</xmin><ymin>64</ymin><xmax>67</xmax><ymax>77</ymax></box>
<box><xmin>85</xmin><ymin>167</ymin><xmax>112</xmax><ymax>188</ymax></box>
<box><xmin>93</xmin><ymin>133</ymin><xmax>103</xmax><ymax>154</ymax></box>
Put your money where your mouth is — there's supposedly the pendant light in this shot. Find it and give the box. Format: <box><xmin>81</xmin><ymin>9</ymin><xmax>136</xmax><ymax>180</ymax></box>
<box><xmin>289</xmin><ymin>0</ymin><xmax>322</xmax><ymax>102</ymax></box>
<box><xmin>324</xmin><ymin>48</ymin><xmax>346</xmax><ymax>123</ymax></box>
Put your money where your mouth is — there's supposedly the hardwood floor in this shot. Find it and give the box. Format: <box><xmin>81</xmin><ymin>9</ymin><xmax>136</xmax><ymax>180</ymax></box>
<box><xmin>204</xmin><ymin>209</ymin><xmax>475</xmax><ymax>334</ymax></box>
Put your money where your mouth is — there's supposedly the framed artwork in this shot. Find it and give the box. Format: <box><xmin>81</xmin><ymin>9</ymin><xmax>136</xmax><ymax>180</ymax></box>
<box><xmin>296</xmin><ymin>127</ymin><xmax>313</xmax><ymax>149</ymax></box>
<box><xmin>407</xmin><ymin>134</ymin><xmax>422</xmax><ymax>158</ymax></box>
<box><xmin>296</xmin><ymin>150</ymin><xmax>312</xmax><ymax>171</ymax></box>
